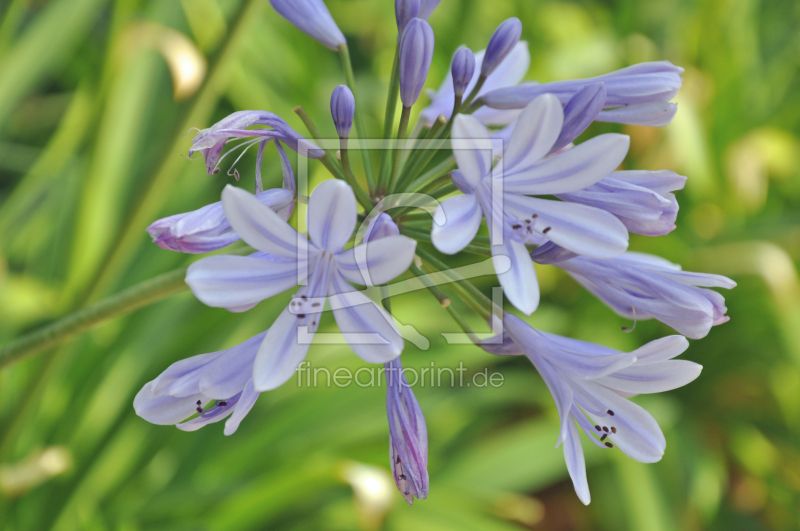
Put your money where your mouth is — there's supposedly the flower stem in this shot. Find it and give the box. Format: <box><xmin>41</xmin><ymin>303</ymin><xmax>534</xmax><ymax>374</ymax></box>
<box><xmin>340</xmin><ymin>137</ymin><xmax>375</xmax><ymax>211</ymax></box>
<box><xmin>409</xmin><ymin>263</ymin><xmax>481</xmax><ymax>343</ymax></box>
<box><xmin>387</xmin><ymin>105</ymin><xmax>412</xmax><ymax>194</ymax></box>
<box><xmin>339</xmin><ymin>43</ymin><xmax>376</xmax><ymax>194</ymax></box>
<box><xmin>377</xmin><ymin>44</ymin><xmax>401</xmax><ymax>189</ymax></box>
<box><xmin>400</xmin><ymin>227</ymin><xmax>491</xmax><ymax>257</ymax></box>
<box><xmin>462</xmin><ymin>76</ymin><xmax>486</xmax><ymax>108</ymax></box>
<box><xmin>404</xmin><ymin>153</ymin><xmax>456</xmax><ymax>193</ymax></box>
<box><xmin>395</xmin><ymin>114</ymin><xmax>448</xmax><ymax>191</ymax></box>
<box><xmin>0</xmin><ymin>264</ymin><xmax>192</xmax><ymax>369</ymax></box>
<box><xmin>293</xmin><ymin>105</ymin><xmax>346</xmax><ymax>181</ymax></box>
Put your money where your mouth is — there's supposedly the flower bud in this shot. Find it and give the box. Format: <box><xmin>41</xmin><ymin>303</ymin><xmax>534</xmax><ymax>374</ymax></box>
<box><xmin>269</xmin><ymin>0</ymin><xmax>345</xmax><ymax>50</ymax></box>
<box><xmin>330</xmin><ymin>85</ymin><xmax>355</xmax><ymax>138</ymax></box>
<box><xmin>399</xmin><ymin>18</ymin><xmax>435</xmax><ymax>108</ymax></box>
<box><xmin>364</xmin><ymin>213</ymin><xmax>400</xmax><ymax>243</ymax></box>
<box><xmin>451</xmin><ymin>47</ymin><xmax>476</xmax><ymax>97</ymax></box>
<box><xmin>385</xmin><ymin>357</ymin><xmax>429</xmax><ymax>504</ymax></box>
<box><xmin>552</xmin><ymin>82</ymin><xmax>607</xmax><ymax>152</ymax></box>
<box><xmin>481</xmin><ymin>18</ymin><xmax>522</xmax><ymax>78</ymax></box>
<box><xmin>395</xmin><ymin>0</ymin><xmax>420</xmax><ymax>34</ymax></box>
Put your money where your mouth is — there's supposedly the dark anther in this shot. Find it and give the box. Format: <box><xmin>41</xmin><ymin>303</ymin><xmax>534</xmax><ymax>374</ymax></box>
<box><xmin>396</xmin><ymin>456</ymin><xmax>401</xmax><ymax>464</ymax></box>
<box><xmin>594</xmin><ymin>425</ymin><xmax>601</xmax><ymax>431</ymax></box>
<box><xmin>298</xmin><ymin>314</ymin><xmax>306</xmax><ymax>319</ymax></box>
<box><xmin>312</xmin><ymin>302</ymin><xmax>321</xmax><ymax>307</ymax></box>
<box><xmin>611</xmin><ymin>427</ymin><xmax>617</xmax><ymax>434</ymax></box>
<box><xmin>404</xmin><ymin>491</ymin><xmax>410</xmax><ymax>495</ymax></box>
<box><xmin>212</xmin><ymin>168</ymin><xmax>220</xmax><ymax>175</ymax></box>
<box><xmin>312</xmin><ymin>321</ymin><xmax>317</xmax><ymax>326</ymax></box>
<box><xmin>512</xmin><ymin>224</ymin><xmax>521</xmax><ymax>230</ymax></box>
<box><xmin>607</xmin><ymin>409</ymin><xmax>615</xmax><ymax>416</ymax></box>
<box><xmin>602</xmin><ymin>427</ymin><xmax>609</xmax><ymax>433</ymax></box>
<box><xmin>542</xmin><ymin>227</ymin><xmax>551</xmax><ymax>234</ymax></box>
<box><xmin>196</xmin><ymin>400</ymin><xmax>202</xmax><ymax>405</ymax></box>
<box><xmin>398</xmin><ymin>474</ymin><xmax>406</xmax><ymax>480</ymax></box>
<box><xmin>301</xmin><ymin>295</ymin><xmax>307</xmax><ymax>300</ymax></box>
<box><xmin>196</xmin><ymin>407</ymin><xmax>203</xmax><ymax>413</ymax></box>
<box><xmin>605</xmin><ymin>442</ymin><xmax>614</xmax><ymax>448</ymax></box>
<box><xmin>532</xmin><ymin>213</ymin><xmax>538</xmax><ymax>218</ymax></box>
<box><xmin>219</xmin><ymin>401</ymin><xmax>228</xmax><ymax>407</ymax></box>
<box><xmin>233</xmin><ymin>169</ymin><xmax>240</xmax><ymax>181</ymax></box>
<box><xmin>600</xmin><ymin>434</ymin><xmax>607</xmax><ymax>441</ymax></box>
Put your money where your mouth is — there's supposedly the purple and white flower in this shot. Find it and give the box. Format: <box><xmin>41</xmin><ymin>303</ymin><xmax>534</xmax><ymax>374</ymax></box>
<box><xmin>268</xmin><ymin>0</ymin><xmax>346</xmax><ymax>50</ymax></box>
<box><xmin>482</xmin><ymin>61</ymin><xmax>685</xmax><ymax>127</ymax></box>
<box><xmin>536</xmin><ymin>251</ymin><xmax>735</xmax><ymax>339</ymax></box>
<box><xmin>557</xmin><ymin>170</ymin><xmax>687</xmax><ymax>237</ymax></box>
<box><xmin>385</xmin><ymin>357</ymin><xmax>429</xmax><ymax>504</ymax></box>
<box><xmin>431</xmin><ymin>94</ymin><xmax>630</xmax><ymax>314</ymax></box>
<box><xmin>483</xmin><ymin>314</ymin><xmax>701</xmax><ymax>505</ymax></box>
<box><xmin>188</xmin><ymin>110</ymin><xmax>322</xmax><ymax>183</ymax></box>
<box><xmin>134</xmin><ymin>332</ymin><xmax>266</xmax><ymax>436</ymax></box>
<box><xmin>186</xmin><ymin>180</ymin><xmax>417</xmax><ymax>391</ymax></box>
<box><xmin>420</xmin><ymin>41</ymin><xmax>530</xmax><ymax>127</ymax></box>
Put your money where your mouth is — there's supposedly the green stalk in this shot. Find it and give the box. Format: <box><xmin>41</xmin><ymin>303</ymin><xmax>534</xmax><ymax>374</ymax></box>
<box><xmin>377</xmin><ymin>44</ymin><xmax>401</xmax><ymax>188</ymax></box>
<box><xmin>387</xmin><ymin>105</ymin><xmax>411</xmax><ymax>194</ymax></box>
<box><xmin>339</xmin><ymin>43</ymin><xmax>376</xmax><ymax>193</ymax></box>
<box><xmin>393</xmin><ymin>181</ymin><xmax>457</xmax><ymax>219</ymax></box>
<box><xmin>1</xmin><ymin>266</ymin><xmax>187</xmax><ymax>368</ymax></box>
<box><xmin>462</xmin><ymin>75</ymin><xmax>486</xmax><ymax>108</ymax></box>
<box><xmin>395</xmin><ymin>114</ymin><xmax>448</xmax><ymax>191</ymax></box>
<box><xmin>293</xmin><ymin>105</ymin><xmax>345</xmax><ymax>180</ymax></box>
<box><xmin>340</xmin><ymin>137</ymin><xmax>374</xmax><ymax>211</ymax></box>
<box><xmin>415</xmin><ymin>247</ymin><xmax>497</xmax><ymax>314</ymax></box>
<box><xmin>400</xmin><ymin>227</ymin><xmax>491</xmax><ymax>257</ymax></box>
<box><xmin>404</xmin><ymin>154</ymin><xmax>456</xmax><ymax>193</ymax></box>
<box><xmin>409</xmin><ymin>263</ymin><xmax>481</xmax><ymax>343</ymax></box>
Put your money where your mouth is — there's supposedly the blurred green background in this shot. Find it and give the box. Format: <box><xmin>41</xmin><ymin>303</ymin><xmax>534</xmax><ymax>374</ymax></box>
<box><xmin>1</xmin><ymin>0</ymin><xmax>800</xmax><ymax>529</ymax></box>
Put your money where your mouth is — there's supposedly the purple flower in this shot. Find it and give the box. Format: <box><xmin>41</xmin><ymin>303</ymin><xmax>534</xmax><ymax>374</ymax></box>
<box><xmin>330</xmin><ymin>85</ymin><xmax>355</xmax><ymax>139</ymax></box>
<box><xmin>399</xmin><ymin>18</ymin><xmax>435</xmax><ymax>108</ymax></box>
<box><xmin>545</xmin><ymin>251</ymin><xmax>736</xmax><ymax>339</ymax></box>
<box><xmin>268</xmin><ymin>0</ymin><xmax>346</xmax><ymax>50</ymax></box>
<box><xmin>385</xmin><ymin>357</ymin><xmax>429</xmax><ymax>504</ymax></box>
<box><xmin>451</xmin><ymin>47</ymin><xmax>476</xmax><ymax>97</ymax></box>
<box><xmin>395</xmin><ymin>0</ymin><xmax>420</xmax><ymax>34</ymax></box>
<box><xmin>482</xmin><ymin>61</ymin><xmax>684</xmax><ymax>126</ymax></box>
<box><xmin>481</xmin><ymin>18</ymin><xmax>523</xmax><ymax>78</ymax></box>
<box><xmin>186</xmin><ymin>180</ymin><xmax>417</xmax><ymax>391</ymax></box>
<box><xmin>147</xmin><ymin>188</ymin><xmax>294</xmax><ymax>254</ymax></box>
<box><xmin>420</xmin><ymin>42</ymin><xmax>530</xmax><ymax>127</ymax></box>
<box><xmin>431</xmin><ymin>94</ymin><xmax>630</xmax><ymax>314</ymax></box>
<box><xmin>483</xmin><ymin>314</ymin><xmax>701</xmax><ymax>505</ymax></box>
<box><xmin>134</xmin><ymin>332</ymin><xmax>266</xmax><ymax>436</ymax></box>
<box><xmin>556</xmin><ymin>170</ymin><xmax>686</xmax><ymax>236</ymax></box>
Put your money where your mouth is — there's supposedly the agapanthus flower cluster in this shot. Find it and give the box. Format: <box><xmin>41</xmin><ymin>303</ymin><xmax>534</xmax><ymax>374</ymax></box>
<box><xmin>135</xmin><ymin>0</ymin><xmax>734</xmax><ymax>506</ymax></box>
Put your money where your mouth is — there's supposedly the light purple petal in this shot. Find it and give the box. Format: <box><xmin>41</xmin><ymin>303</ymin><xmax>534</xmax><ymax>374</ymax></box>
<box><xmin>336</xmin><ymin>235</ymin><xmax>417</xmax><ymax>286</ymax></box>
<box><xmin>492</xmin><ymin>237</ymin><xmax>540</xmax><ymax>315</ymax></box>
<box><xmin>198</xmin><ymin>332</ymin><xmax>266</xmax><ymax>398</ymax></box>
<box><xmin>504</xmin><ymin>195</ymin><xmax>629</xmax><ymax>259</ymax></box>
<box><xmin>133</xmin><ymin>382</ymin><xmax>205</xmax><ymax>425</ymax></box>
<box><xmin>269</xmin><ymin>0</ymin><xmax>346</xmax><ymax>50</ymax></box>
<box><xmin>431</xmin><ymin>194</ymin><xmax>482</xmax><ymax>255</ymax></box>
<box><xmin>224</xmin><ymin>379</ymin><xmax>260</xmax><ymax>436</ymax></box>
<box><xmin>503</xmin><ymin>94</ymin><xmax>563</xmax><ymax>173</ymax></box>
<box><xmin>452</xmin><ymin>114</ymin><xmax>493</xmax><ymax>188</ymax></box>
<box><xmin>329</xmin><ymin>273</ymin><xmax>404</xmax><ymax>363</ymax></box>
<box><xmin>596</xmin><ymin>360</ymin><xmax>702</xmax><ymax>395</ymax></box>
<box><xmin>151</xmin><ymin>351</ymin><xmax>225</xmax><ymax>397</ymax></box>
<box><xmin>564</xmin><ymin>418</ymin><xmax>591</xmax><ymax>505</ymax></box>
<box><xmin>221</xmin><ymin>185</ymin><xmax>302</xmax><ymax>259</ymax></box>
<box><xmin>308</xmin><ymin>180</ymin><xmax>357</xmax><ymax>253</ymax></box>
<box><xmin>598</xmin><ymin>102</ymin><xmax>678</xmax><ymax>126</ymax></box>
<box><xmin>502</xmin><ymin>133</ymin><xmax>630</xmax><ymax>195</ymax></box>
<box><xmin>186</xmin><ymin>255</ymin><xmax>302</xmax><ymax>312</ymax></box>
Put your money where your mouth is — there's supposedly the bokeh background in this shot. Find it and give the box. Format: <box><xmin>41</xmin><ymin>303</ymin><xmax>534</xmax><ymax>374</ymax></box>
<box><xmin>1</xmin><ymin>0</ymin><xmax>800</xmax><ymax>529</ymax></box>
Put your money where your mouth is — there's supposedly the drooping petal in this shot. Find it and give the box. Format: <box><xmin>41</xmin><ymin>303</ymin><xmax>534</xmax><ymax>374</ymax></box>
<box><xmin>186</xmin><ymin>255</ymin><xmax>303</xmax><ymax>312</ymax></box>
<box><xmin>133</xmin><ymin>382</ymin><xmax>205</xmax><ymax>425</ymax></box>
<box><xmin>553</xmin><ymin>82</ymin><xmax>607</xmax><ymax>152</ymax></box>
<box><xmin>502</xmin><ymin>133</ymin><xmax>630</xmax><ymax>195</ymax></box>
<box><xmin>596</xmin><ymin>360</ymin><xmax>702</xmax><ymax>395</ymax></box>
<box><xmin>337</xmin><ymin>235</ymin><xmax>417</xmax><ymax>286</ymax></box>
<box><xmin>629</xmin><ymin>335</ymin><xmax>689</xmax><ymax>365</ymax></box>
<box><xmin>581</xmin><ymin>381</ymin><xmax>666</xmax><ymax>463</ymax></box>
<box><xmin>504</xmin><ymin>195</ymin><xmax>629</xmax><ymax>259</ymax></box>
<box><xmin>492</xmin><ymin>237</ymin><xmax>540</xmax><ymax>315</ymax></box>
<box><xmin>224</xmin><ymin>379</ymin><xmax>260</xmax><ymax>436</ymax></box>
<box><xmin>221</xmin><ymin>185</ymin><xmax>303</xmax><ymax>259</ymax></box>
<box><xmin>430</xmin><ymin>194</ymin><xmax>482</xmax><ymax>255</ymax></box>
<box><xmin>307</xmin><ymin>179</ymin><xmax>357</xmax><ymax>253</ymax></box>
<box><xmin>328</xmin><ymin>272</ymin><xmax>404</xmax><ymax>363</ymax></box>
<box><xmin>503</xmin><ymin>94</ymin><xmax>564</xmax><ymax>173</ymax></box>
<box><xmin>563</xmin><ymin>417</ymin><xmax>591</xmax><ymax>505</ymax></box>
<box><xmin>451</xmin><ymin>114</ymin><xmax>493</xmax><ymax>188</ymax></box>
<box><xmin>151</xmin><ymin>351</ymin><xmax>226</xmax><ymax>397</ymax></box>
